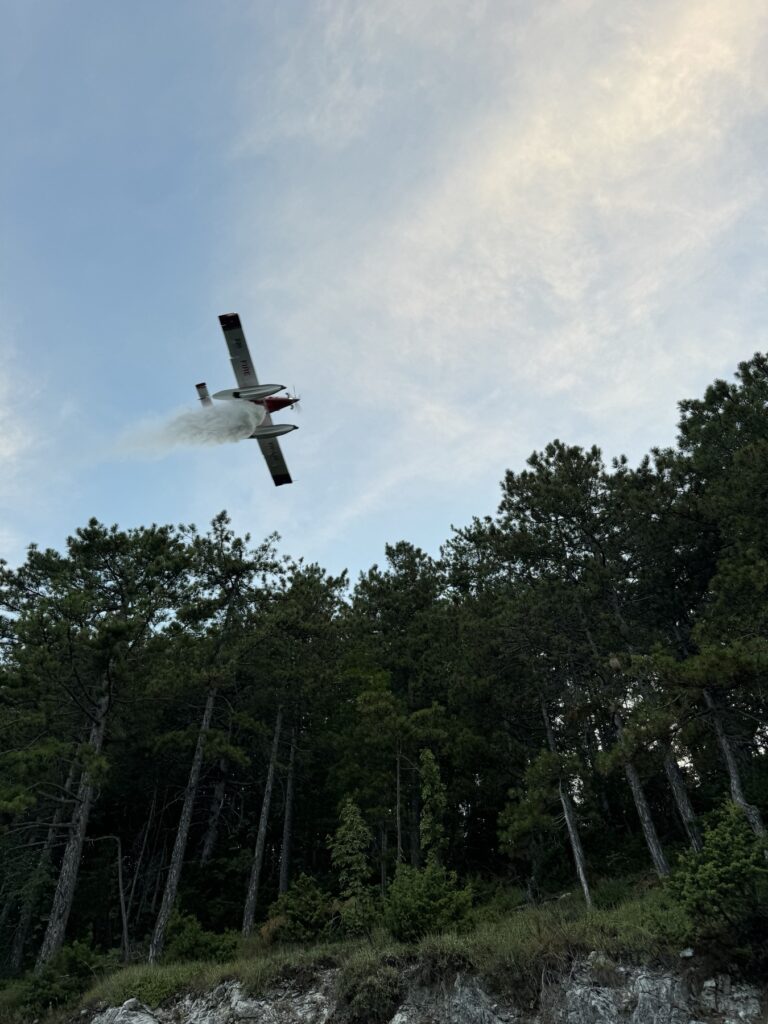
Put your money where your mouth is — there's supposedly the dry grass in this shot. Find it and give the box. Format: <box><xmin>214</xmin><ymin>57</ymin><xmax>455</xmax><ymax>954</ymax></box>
<box><xmin>0</xmin><ymin>881</ymin><xmax>682</xmax><ymax>1023</ymax></box>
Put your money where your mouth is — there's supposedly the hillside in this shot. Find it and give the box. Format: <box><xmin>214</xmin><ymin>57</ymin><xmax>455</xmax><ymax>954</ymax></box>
<box><xmin>1</xmin><ymin>355</ymin><xmax>768</xmax><ymax>1020</ymax></box>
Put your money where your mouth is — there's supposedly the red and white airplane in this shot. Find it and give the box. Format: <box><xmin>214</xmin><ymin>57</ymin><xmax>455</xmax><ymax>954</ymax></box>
<box><xmin>196</xmin><ymin>313</ymin><xmax>298</xmax><ymax>486</ymax></box>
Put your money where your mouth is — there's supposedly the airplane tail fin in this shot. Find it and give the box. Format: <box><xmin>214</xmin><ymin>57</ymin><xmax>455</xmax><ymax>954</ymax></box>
<box><xmin>196</xmin><ymin>382</ymin><xmax>213</xmax><ymax>407</ymax></box>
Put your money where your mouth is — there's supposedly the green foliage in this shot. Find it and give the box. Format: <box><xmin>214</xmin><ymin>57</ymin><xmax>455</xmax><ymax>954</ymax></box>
<box><xmin>7</xmin><ymin>355</ymin><xmax>768</xmax><ymax>980</ymax></box>
<box><xmin>83</xmin><ymin>961</ymin><xmax>214</xmax><ymax>1010</ymax></box>
<box><xmin>666</xmin><ymin>802</ymin><xmax>768</xmax><ymax>949</ymax></box>
<box><xmin>0</xmin><ymin>940</ymin><xmax>117</xmax><ymax>1019</ymax></box>
<box><xmin>162</xmin><ymin>909</ymin><xmax>239</xmax><ymax>963</ymax></box>
<box><xmin>329</xmin><ymin>798</ymin><xmax>377</xmax><ymax>937</ymax></box>
<box><xmin>72</xmin><ymin>879</ymin><xmax>706</xmax><ymax>1018</ymax></box>
<box><xmin>264</xmin><ymin>874</ymin><xmax>333</xmax><ymax>943</ymax></box>
<box><xmin>499</xmin><ymin>751</ymin><xmax>560</xmax><ymax>849</ymax></box>
<box><xmin>335</xmin><ymin>950</ymin><xmax>403</xmax><ymax>1024</ymax></box>
<box><xmin>419</xmin><ymin>748</ymin><xmax>447</xmax><ymax>865</ymax></box>
<box><xmin>384</xmin><ymin>862</ymin><xmax>472</xmax><ymax>943</ymax></box>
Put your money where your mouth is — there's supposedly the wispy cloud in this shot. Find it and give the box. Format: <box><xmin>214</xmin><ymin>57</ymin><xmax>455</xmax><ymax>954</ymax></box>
<box><xmin>0</xmin><ymin>320</ymin><xmax>41</xmax><ymax>565</ymax></box>
<box><xmin>228</xmin><ymin>0</ymin><xmax>768</xmax><ymax>549</ymax></box>
<box><xmin>0</xmin><ymin>332</ymin><xmax>36</xmax><ymax>494</ymax></box>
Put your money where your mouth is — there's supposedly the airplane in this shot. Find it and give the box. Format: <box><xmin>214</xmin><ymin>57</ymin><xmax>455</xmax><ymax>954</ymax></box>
<box><xmin>196</xmin><ymin>313</ymin><xmax>299</xmax><ymax>486</ymax></box>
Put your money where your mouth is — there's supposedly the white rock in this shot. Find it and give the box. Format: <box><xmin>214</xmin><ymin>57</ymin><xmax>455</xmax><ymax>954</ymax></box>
<box><xmin>83</xmin><ymin>959</ymin><xmax>765</xmax><ymax>1024</ymax></box>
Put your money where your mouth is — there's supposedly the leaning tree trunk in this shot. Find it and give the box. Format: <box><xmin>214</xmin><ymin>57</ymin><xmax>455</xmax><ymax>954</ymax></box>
<box><xmin>662</xmin><ymin>748</ymin><xmax>703</xmax><ymax>852</ymax></box>
<box><xmin>12</xmin><ymin>762</ymin><xmax>77</xmax><ymax>973</ymax></box>
<box><xmin>703</xmin><ymin>688</ymin><xmax>766</xmax><ymax>838</ymax></box>
<box><xmin>395</xmin><ymin>747</ymin><xmax>404</xmax><ymax>863</ymax></box>
<box><xmin>278</xmin><ymin>728</ymin><xmax>296</xmax><ymax>895</ymax></box>
<box><xmin>35</xmin><ymin>692</ymin><xmax>110</xmax><ymax>972</ymax></box>
<box><xmin>126</xmin><ymin>787</ymin><xmax>157</xmax><ymax>926</ymax></box>
<box><xmin>580</xmin><ymin>599</ymin><xmax>669</xmax><ymax>875</ymax></box>
<box><xmin>200</xmin><ymin>760</ymin><xmax>227</xmax><ymax>865</ymax></box>
<box><xmin>148</xmin><ymin>688</ymin><xmax>217</xmax><ymax>964</ymax></box>
<box><xmin>541</xmin><ymin>699</ymin><xmax>593</xmax><ymax>908</ymax></box>
<box><xmin>614</xmin><ymin>709</ymin><xmax>669</xmax><ymax>877</ymax></box>
<box><xmin>149</xmin><ymin>844</ymin><xmax>167</xmax><ymax>916</ymax></box>
<box><xmin>379</xmin><ymin>824</ymin><xmax>388</xmax><ymax>894</ymax></box>
<box><xmin>608</xmin><ymin>596</ymin><xmax>702</xmax><ymax>855</ymax></box>
<box><xmin>409</xmin><ymin>784</ymin><xmax>420</xmax><ymax>868</ymax></box>
<box><xmin>242</xmin><ymin>706</ymin><xmax>283</xmax><ymax>937</ymax></box>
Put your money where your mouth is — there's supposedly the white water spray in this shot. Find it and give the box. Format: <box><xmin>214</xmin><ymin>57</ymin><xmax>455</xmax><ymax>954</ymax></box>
<box><xmin>121</xmin><ymin>401</ymin><xmax>266</xmax><ymax>457</ymax></box>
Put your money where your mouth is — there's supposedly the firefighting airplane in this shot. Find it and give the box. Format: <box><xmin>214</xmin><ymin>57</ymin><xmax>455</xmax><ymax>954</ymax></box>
<box><xmin>196</xmin><ymin>313</ymin><xmax>298</xmax><ymax>486</ymax></box>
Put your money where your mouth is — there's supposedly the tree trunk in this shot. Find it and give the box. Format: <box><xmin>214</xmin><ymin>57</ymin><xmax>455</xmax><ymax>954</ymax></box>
<box><xmin>200</xmin><ymin>761</ymin><xmax>227</xmax><ymax>865</ymax></box>
<box><xmin>242</xmin><ymin>706</ymin><xmax>283</xmax><ymax>937</ymax></box>
<box><xmin>127</xmin><ymin>788</ymin><xmax>157</xmax><ymax>925</ymax></box>
<box><xmin>86</xmin><ymin>835</ymin><xmax>129</xmax><ymax>960</ymax></box>
<box><xmin>703</xmin><ymin>688</ymin><xmax>766</xmax><ymax>838</ymax></box>
<box><xmin>35</xmin><ymin>693</ymin><xmax>110</xmax><ymax>972</ymax></box>
<box><xmin>622</xmin><ymin>762</ymin><xmax>670</xmax><ymax>877</ymax></box>
<box><xmin>379</xmin><ymin>824</ymin><xmax>388</xmax><ymax>894</ymax></box>
<box><xmin>607</xmin><ymin>597</ymin><xmax>701</xmax><ymax>857</ymax></box>
<box><xmin>409</xmin><ymin>783</ymin><xmax>420</xmax><ymax>868</ymax></box>
<box><xmin>148</xmin><ymin>687</ymin><xmax>216</xmax><ymax>964</ymax></box>
<box><xmin>11</xmin><ymin>763</ymin><xmax>77</xmax><ymax>974</ymax></box>
<box><xmin>610</xmin><ymin>710</ymin><xmax>669</xmax><ymax>877</ymax></box>
<box><xmin>395</xmin><ymin>748</ymin><xmax>404</xmax><ymax>863</ymax></box>
<box><xmin>278</xmin><ymin>729</ymin><xmax>296</xmax><ymax>895</ymax></box>
<box><xmin>662</xmin><ymin>748</ymin><xmax>703</xmax><ymax>852</ymax></box>
<box><xmin>150</xmin><ymin>845</ymin><xmax>166</xmax><ymax>916</ymax></box>
<box><xmin>115</xmin><ymin>835</ymin><xmax>129</xmax><ymax>961</ymax></box>
<box><xmin>541</xmin><ymin>699</ymin><xmax>593</xmax><ymax>908</ymax></box>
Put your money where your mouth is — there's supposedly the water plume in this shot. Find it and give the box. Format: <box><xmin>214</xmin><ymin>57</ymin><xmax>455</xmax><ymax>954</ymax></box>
<box><xmin>121</xmin><ymin>401</ymin><xmax>266</xmax><ymax>457</ymax></box>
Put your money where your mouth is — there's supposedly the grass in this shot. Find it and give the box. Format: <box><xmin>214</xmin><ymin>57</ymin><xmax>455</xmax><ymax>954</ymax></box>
<box><xmin>419</xmin><ymin>886</ymin><xmax>682</xmax><ymax>1000</ymax></box>
<box><xmin>81</xmin><ymin>886</ymin><xmax>682</xmax><ymax>1010</ymax></box>
<box><xmin>80</xmin><ymin>934</ymin><xmax>402</xmax><ymax>1012</ymax></box>
<box><xmin>0</xmin><ymin>880</ymin><xmax>687</xmax><ymax>1024</ymax></box>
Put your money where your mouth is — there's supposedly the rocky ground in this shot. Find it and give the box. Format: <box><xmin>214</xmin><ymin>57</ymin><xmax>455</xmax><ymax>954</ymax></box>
<box><xmin>87</xmin><ymin>956</ymin><xmax>765</xmax><ymax>1024</ymax></box>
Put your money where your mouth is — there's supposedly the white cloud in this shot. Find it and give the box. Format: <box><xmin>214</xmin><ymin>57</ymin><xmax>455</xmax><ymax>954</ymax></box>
<box><xmin>0</xmin><ymin>338</ymin><xmax>35</xmax><ymax>490</ymax></box>
<box><xmin>0</xmin><ymin>323</ymin><xmax>41</xmax><ymax>566</ymax></box>
<box><xmin>230</xmin><ymin>0</ymin><xmax>768</xmax><ymax>547</ymax></box>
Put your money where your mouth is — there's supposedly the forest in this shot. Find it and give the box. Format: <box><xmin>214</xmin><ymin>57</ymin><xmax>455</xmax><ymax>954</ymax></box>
<box><xmin>1</xmin><ymin>354</ymin><xmax>767</xmax><ymax>1009</ymax></box>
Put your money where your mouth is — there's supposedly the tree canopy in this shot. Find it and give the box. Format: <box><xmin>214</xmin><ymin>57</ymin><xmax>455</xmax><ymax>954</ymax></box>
<box><xmin>2</xmin><ymin>354</ymin><xmax>768</xmax><ymax>974</ymax></box>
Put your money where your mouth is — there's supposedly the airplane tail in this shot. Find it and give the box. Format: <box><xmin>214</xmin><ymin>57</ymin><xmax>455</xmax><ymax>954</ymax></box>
<box><xmin>196</xmin><ymin>382</ymin><xmax>213</xmax><ymax>407</ymax></box>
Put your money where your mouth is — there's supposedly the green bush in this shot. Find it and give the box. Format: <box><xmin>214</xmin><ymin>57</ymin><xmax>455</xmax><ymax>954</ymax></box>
<box><xmin>335</xmin><ymin>953</ymin><xmax>402</xmax><ymax>1024</ymax></box>
<box><xmin>264</xmin><ymin>874</ymin><xmax>333</xmax><ymax>943</ymax></box>
<box><xmin>163</xmin><ymin>909</ymin><xmax>238</xmax><ymax>963</ymax></box>
<box><xmin>591</xmin><ymin>875</ymin><xmax>637</xmax><ymax>910</ymax></box>
<box><xmin>384</xmin><ymin>862</ymin><xmax>471</xmax><ymax>943</ymax></box>
<box><xmin>329</xmin><ymin>798</ymin><xmax>377</xmax><ymax>937</ymax></box>
<box><xmin>666</xmin><ymin>802</ymin><xmax>768</xmax><ymax>952</ymax></box>
<box><xmin>0</xmin><ymin>940</ymin><xmax>117</xmax><ymax>1019</ymax></box>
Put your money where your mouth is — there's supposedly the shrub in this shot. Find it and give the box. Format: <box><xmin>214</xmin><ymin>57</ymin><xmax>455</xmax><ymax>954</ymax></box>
<box><xmin>1</xmin><ymin>940</ymin><xmax>117</xmax><ymax>1018</ymax></box>
<box><xmin>163</xmin><ymin>909</ymin><xmax>238</xmax><ymax>962</ymax></box>
<box><xmin>666</xmin><ymin>802</ymin><xmax>768</xmax><ymax>952</ymax></box>
<box><xmin>335</xmin><ymin>952</ymin><xmax>402</xmax><ymax>1024</ymax></box>
<box><xmin>263</xmin><ymin>874</ymin><xmax>333</xmax><ymax>944</ymax></box>
<box><xmin>384</xmin><ymin>862</ymin><xmax>471</xmax><ymax>943</ymax></box>
<box><xmin>329</xmin><ymin>799</ymin><xmax>377</xmax><ymax>937</ymax></box>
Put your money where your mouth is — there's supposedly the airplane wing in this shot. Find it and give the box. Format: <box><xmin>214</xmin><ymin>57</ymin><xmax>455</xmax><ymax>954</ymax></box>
<box><xmin>257</xmin><ymin>417</ymin><xmax>293</xmax><ymax>486</ymax></box>
<box><xmin>219</xmin><ymin>312</ymin><xmax>258</xmax><ymax>388</ymax></box>
<box><xmin>218</xmin><ymin>313</ymin><xmax>293</xmax><ymax>487</ymax></box>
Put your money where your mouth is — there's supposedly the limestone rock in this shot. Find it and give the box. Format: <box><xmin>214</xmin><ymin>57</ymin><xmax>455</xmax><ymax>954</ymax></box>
<box><xmin>86</xmin><ymin>959</ymin><xmax>765</xmax><ymax>1024</ymax></box>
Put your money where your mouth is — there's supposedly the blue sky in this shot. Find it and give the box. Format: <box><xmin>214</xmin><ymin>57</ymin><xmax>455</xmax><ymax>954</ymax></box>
<box><xmin>2</xmin><ymin>1</ymin><xmax>768</xmax><ymax>579</ymax></box>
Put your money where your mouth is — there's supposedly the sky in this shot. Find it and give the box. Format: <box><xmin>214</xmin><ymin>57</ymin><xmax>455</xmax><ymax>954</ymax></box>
<box><xmin>2</xmin><ymin>1</ymin><xmax>768</xmax><ymax>580</ymax></box>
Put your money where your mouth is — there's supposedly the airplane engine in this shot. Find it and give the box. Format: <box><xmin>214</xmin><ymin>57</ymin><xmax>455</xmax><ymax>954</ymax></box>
<box><xmin>249</xmin><ymin>423</ymin><xmax>298</xmax><ymax>439</ymax></box>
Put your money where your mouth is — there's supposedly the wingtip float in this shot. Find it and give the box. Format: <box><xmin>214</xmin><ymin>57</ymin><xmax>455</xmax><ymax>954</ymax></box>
<box><xmin>196</xmin><ymin>313</ymin><xmax>299</xmax><ymax>486</ymax></box>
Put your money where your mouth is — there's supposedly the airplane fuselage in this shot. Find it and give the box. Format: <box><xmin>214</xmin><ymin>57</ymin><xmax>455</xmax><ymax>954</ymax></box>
<box><xmin>262</xmin><ymin>394</ymin><xmax>298</xmax><ymax>414</ymax></box>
